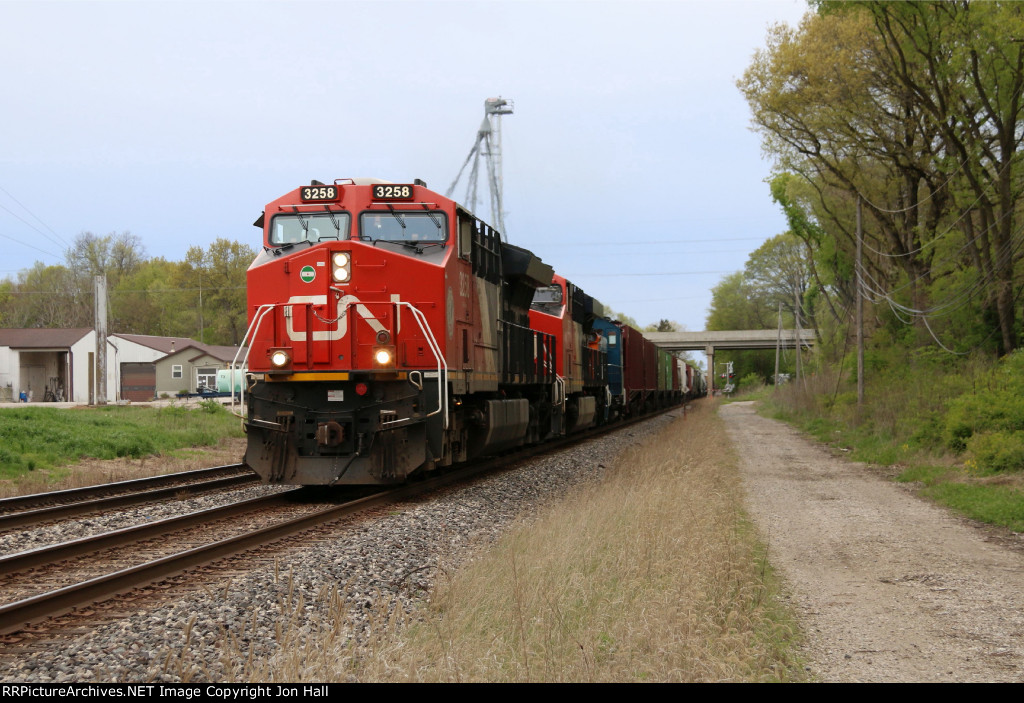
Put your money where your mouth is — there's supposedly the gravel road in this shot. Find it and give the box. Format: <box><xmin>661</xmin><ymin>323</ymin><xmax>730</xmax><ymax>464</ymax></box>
<box><xmin>721</xmin><ymin>401</ymin><xmax>1024</xmax><ymax>683</ymax></box>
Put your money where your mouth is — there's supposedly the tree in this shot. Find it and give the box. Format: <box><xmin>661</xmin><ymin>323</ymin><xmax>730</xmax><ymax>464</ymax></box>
<box><xmin>110</xmin><ymin>257</ymin><xmax>191</xmax><ymax>337</ymax></box>
<box><xmin>1</xmin><ymin>263</ymin><xmax>81</xmax><ymax>328</ymax></box>
<box><xmin>863</xmin><ymin>1</ymin><xmax>1024</xmax><ymax>352</ymax></box>
<box><xmin>66</xmin><ymin>231</ymin><xmax>145</xmax><ymax>283</ymax></box>
<box><xmin>706</xmin><ymin>232</ymin><xmax>819</xmax><ymax>383</ymax></box>
<box><xmin>182</xmin><ymin>239</ymin><xmax>256</xmax><ymax>345</ymax></box>
<box><xmin>739</xmin><ymin>8</ymin><xmax>948</xmax><ymax>315</ymax></box>
<box><xmin>741</xmin><ymin>1</ymin><xmax>1024</xmax><ymax>354</ymax></box>
<box><xmin>642</xmin><ymin>319</ymin><xmax>686</xmax><ymax>333</ymax></box>
<box><xmin>603</xmin><ymin>307</ymin><xmax>641</xmax><ymax>329</ymax></box>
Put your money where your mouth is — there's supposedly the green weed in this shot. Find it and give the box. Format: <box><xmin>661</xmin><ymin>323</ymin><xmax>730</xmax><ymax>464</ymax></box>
<box><xmin>922</xmin><ymin>482</ymin><xmax>1024</xmax><ymax>532</ymax></box>
<box><xmin>0</xmin><ymin>405</ymin><xmax>244</xmax><ymax>480</ymax></box>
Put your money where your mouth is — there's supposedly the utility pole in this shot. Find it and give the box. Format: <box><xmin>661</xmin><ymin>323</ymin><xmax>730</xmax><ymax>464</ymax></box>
<box><xmin>774</xmin><ymin>301</ymin><xmax>782</xmax><ymax>387</ymax></box>
<box><xmin>857</xmin><ymin>196</ymin><xmax>864</xmax><ymax>406</ymax></box>
<box><xmin>794</xmin><ymin>286</ymin><xmax>802</xmax><ymax>386</ymax></box>
<box><xmin>94</xmin><ymin>274</ymin><xmax>108</xmax><ymax>406</ymax></box>
<box><xmin>198</xmin><ymin>269</ymin><xmax>204</xmax><ymax>344</ymax></box>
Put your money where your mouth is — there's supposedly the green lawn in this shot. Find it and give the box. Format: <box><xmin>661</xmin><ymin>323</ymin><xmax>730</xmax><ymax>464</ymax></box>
<box><xmin>0</xmin><ymin>402</ymin><xmax>244</xmax><ymax>480</ymax></box>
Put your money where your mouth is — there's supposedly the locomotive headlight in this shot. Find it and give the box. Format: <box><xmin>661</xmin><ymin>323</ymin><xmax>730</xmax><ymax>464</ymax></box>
<box><xmin>332</xmin><ymin>251</ymin><xmax>351</xmax><ymax>282</ymax></box>
<box><xmin>372</xmin><ymin>345</ymin><xmax>395</xmax><ymax>368</ymax></box>
<box><xmin>269</xmin><ymin>349</ymin><xmax>291</xmax><ymax>368</ymax></box>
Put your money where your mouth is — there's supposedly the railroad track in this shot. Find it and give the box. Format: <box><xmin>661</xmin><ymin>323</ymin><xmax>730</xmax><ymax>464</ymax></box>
<box><xmin>0</xmin><ymin>409</ymin><xmax>681</xmax><ymax>638</ymax></box>
<box><xmin>0</xmin><ymin>473</ymin><xmax>464</xmax><ymax>636</ymax></box>
<box><xmin>0</xmin><ymin>464</ymin><xmax>257</xmax><ymax>531</ymax></box>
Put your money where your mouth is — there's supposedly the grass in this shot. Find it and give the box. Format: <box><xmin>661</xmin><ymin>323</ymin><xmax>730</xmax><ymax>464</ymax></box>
<box><xmin>0</xmin><ymin>402</ymin><xmax>245</xmax><ymax>495</ymax></box>
<box><xmin>226</xmin><ymin>401</ymin><xmax>807</xmax><ymax>683</ymax></box>
<box><xmin>722</xmin><ymin>382</ymin><xmax>773</xmax><ymax>404</ymax></box>
<box><xmin>919</xmin><ymin>481</ymin><xmax>1024</xmax><ymax>531</ymax></box>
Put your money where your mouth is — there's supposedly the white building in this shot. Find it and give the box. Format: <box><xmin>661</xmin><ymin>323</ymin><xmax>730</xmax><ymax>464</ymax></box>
<box><xmin>0</xmin><ymin>330</ymin><xmax>234</xmax><ymax>403</ymax></box>
<box><xmin>0</xmin><ymin>328</ymin><xmax>96</xmax><ymax>403</ymax></box>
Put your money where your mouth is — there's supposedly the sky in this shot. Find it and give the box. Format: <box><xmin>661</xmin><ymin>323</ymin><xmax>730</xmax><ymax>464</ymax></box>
<box><xmin>0</xmin><ymin>0</ymin><xmax>809</xmax><ymax>332</ymax></box>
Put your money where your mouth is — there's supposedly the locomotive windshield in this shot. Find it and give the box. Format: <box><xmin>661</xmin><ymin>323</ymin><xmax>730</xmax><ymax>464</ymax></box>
<box><xmin>270</xmin><ymin>213</ymin><xmax>350</xmax><ymax>245</ymax></box>
<box><xmin>360</xmin><ymin>212</ymin><xmax>447</xmax><ymax>243</ymax></box>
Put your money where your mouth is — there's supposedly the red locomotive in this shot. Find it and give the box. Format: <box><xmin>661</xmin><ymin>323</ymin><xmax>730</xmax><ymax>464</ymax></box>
<box><xmin>240</xmin><ymin>178</ymin><xmax>701</xmax><ymax>485</ymax></box>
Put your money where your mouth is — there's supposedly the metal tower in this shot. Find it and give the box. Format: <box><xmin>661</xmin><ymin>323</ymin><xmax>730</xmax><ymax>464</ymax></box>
<box><xmin>446</xmin><ymin>97</ymin><xmax>514</xmax><ymax>236</ymax></box>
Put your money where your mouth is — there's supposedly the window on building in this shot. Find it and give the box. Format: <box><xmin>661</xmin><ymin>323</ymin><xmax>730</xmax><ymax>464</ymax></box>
<box><xmin>196</xmin><ymin>367</ymin><xmax>217</xmax><ymax>390</ymax></box>
<box><xmin>172</xmin><ymin>365</ymin><xmax>183</xmax><ymax>379</ymax></box>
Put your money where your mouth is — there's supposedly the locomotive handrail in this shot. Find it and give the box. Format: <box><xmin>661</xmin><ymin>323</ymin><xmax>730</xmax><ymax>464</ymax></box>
<box><xmin>231</xmin><ymin>304</ymin><xmax>277</xmax><ymax>418</ymax></box>
<box><xmin>389</xmin><ymin>301</ymin><xmax>448</xmax><ymax>430</ymax></box>
<box><xmin>554</xmin><ymin>375</ymin><xmax>566</xmax><ymax>411</ymax></box>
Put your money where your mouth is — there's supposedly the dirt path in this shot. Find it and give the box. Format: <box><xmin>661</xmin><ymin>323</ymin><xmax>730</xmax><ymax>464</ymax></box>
<box><xmin>720</xmin><ymin>401</ymin><xmax>1024</xmax><ymax>683</ymax></box>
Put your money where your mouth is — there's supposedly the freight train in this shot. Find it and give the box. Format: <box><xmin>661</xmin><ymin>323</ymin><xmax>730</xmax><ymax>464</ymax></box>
<box><xmin>239</xmin><ymin>178</ymin><xmax>705</xmax><ymax>485</ymax></box>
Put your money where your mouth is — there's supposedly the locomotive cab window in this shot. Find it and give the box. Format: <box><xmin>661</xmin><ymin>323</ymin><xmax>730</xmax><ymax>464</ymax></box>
<box><xmin>359</xmin><ymin>212</ymin><xmax>447</xmax><ymax>244</ymax></box>
<box><xmin>531</xmin><ymin>284</ymin><xmax>563</xmax><ymax>314</ymax></box>
<box><xmin>270</xmin><ymin>213</ymin><xmax>350</xmax><ymax>246</ymax></box>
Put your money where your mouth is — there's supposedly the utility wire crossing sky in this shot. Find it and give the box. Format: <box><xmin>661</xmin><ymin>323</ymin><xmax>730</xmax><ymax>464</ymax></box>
<box><xmin>0</xmin><ymin>0</ymin><xmax>810</xmax><ymax>331</ymax></box>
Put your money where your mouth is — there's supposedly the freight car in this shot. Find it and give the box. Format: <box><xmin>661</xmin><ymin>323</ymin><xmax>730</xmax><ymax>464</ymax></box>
<box><xmin>238</xmin><ymin>178</ymin><xmax>698</xmax><ymax>485</ymax></box>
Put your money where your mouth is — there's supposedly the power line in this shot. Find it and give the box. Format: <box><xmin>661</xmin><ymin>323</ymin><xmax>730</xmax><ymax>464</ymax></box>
<box><xmin>539</xmin><ymin>237</ymin><xmax>766</xmax><ymax>248</ymax></box>
<box><xmin>7</xmin><ymin>285</ymin><xmax>246</xmax><ymax>296</ymax></box>
<box><xmin>564</xmin><ymin>270</ymin><xmax>733</xmax><ymax>278</ymax></box>
<box><xmin>856</xmin><ymin>157</ymin><xmax>970</xmax><ymax>215</ymax></box>
<box><xmin>0</xmin><ymin>184</ymin><xmax>70</xmax><ymax>250</ymax></box>
<box><xmin>859</xmin><ymin>186</ymin><xmax>989</xmax><ymax>259</ymax></box>
<box><xmin>0</xmin><ymin>230</ymin><xmax>61</xmax><ymax>260</ymax></box>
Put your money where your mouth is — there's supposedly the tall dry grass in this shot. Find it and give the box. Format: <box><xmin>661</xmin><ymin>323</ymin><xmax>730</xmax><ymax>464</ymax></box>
<box><xmin>235</xmin><ymin>401</ymin><xmax>805</xmax><ymax>682</ymax></box>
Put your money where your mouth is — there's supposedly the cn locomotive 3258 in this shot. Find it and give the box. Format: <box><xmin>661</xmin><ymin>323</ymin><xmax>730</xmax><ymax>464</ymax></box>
<box><xmin>240</xmin><ymin>178</ymin><xmax>700</xmax><ymax>486</ymax></box>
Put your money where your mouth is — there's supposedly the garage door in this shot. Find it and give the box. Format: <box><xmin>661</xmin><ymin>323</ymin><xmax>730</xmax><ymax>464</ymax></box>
<box><xmin>121</xmin><ymin>362</ymin><xmax>156</xmax><ymax>402</ymax></box>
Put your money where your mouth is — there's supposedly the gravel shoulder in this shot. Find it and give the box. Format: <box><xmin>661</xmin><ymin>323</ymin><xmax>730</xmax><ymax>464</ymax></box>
<box><xmin>720</xmin><ymin>401</ymin><xmax>1024</xmax><ymax>683</ymax></box>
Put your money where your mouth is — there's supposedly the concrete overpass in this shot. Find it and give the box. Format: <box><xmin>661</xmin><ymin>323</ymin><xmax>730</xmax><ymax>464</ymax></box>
<box><xmin>644</xmin><ymin>329</ymin><xmax>817</xmax><ymax>392</ymax></box>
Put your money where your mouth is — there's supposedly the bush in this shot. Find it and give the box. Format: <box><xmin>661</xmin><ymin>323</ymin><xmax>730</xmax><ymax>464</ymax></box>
<box><xmin>942</xmin><ymin>350</ymin><xmax>1024</xmax><ymax>452</ymax></box>
<box><xmin>965</xmin><ymin>430</ymin><xmax>1024</xmax><ymax>474</ymax></box>
<box><xmin>199</xmin><ymin>398</ymin><xmax>226</xmax><ymax>414</ymax></box>
<box><xmin>739</xmin><ymin>372</ymin><xmax>764</xmax><ymax>389</ymax></box>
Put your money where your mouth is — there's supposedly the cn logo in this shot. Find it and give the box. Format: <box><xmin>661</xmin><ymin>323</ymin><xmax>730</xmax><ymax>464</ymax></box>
<box><xmin>283</xmin><ymin>294</ymin><xmax>390</xmax><ymax>342</ymax></box>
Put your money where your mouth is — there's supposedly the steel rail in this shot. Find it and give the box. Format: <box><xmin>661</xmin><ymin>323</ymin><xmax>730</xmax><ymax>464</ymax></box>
<box><xmin>0</xmin><ymin>471</ymin><xmax>257</xmax><ymax>531</ymax></box>
<box><xmin>0</xmin><ymin>481</ymin><xmax>433</xmax><ymax>635</ymax></box>
<box><xmin>0</xmin><ymin>464</ymin><xmax>250</xmax><ymax>514</ymax></box>
<box><xmin>0</xmin><ymin>489</ymin><xmax>305</xmax><ymax>575</ymax></box>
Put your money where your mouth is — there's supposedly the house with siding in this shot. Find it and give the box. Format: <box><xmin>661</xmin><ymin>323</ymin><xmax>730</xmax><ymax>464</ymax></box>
<box><xmin>0</xmin><ymin>330</ymin><xmax>243</xmax><ymax>403</ymax></box>
<box><xmin>152</xmin><ymin>343</ymin><xmax>244</xmax><ymax>396</ymax></box>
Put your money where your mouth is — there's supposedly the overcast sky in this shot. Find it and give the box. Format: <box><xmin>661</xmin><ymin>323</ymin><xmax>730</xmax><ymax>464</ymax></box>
<box><xmin>1</xmin><ymin>0</ymin><xmax>809</xmax><ymax>331</ymax></box>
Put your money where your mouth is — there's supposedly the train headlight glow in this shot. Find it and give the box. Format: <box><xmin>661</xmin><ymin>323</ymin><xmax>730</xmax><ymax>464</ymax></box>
<box><xmin>332</xmin><ymin>251</ymin><xmax>351</xmax><ymax>282</ymax></box>
<box><xmin>374</xmin><ymin>348</ymin><xmax>392</xmax><ymax>366</ymax></box>
<box><xmin>269</xmin><ymin>349</ymin><xmax>291</xmax><ymax>367</ymax></box>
